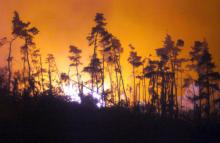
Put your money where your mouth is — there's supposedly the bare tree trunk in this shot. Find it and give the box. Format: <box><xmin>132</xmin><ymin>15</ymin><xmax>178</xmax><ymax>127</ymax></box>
<box><xmin>199</xmin><ymin>86</ymin><xmax>202</xmax><ymax>118</ymax></box>
<box><xmin>192</xmin><ymin>83</ymin><xmax>197</xmax><ymax>117</ymax></box>
<box><xmin>40</xmin><ymin>56</ymin><xmax>44</xmax><ymax>93</ymax></box>
<box><xmin>112</xmin><ymin>47</ymin><xmax>128</xmax><ymax>105</ymax></box>
<box><xmin>117</xmin><ymin>60</ymin><xmax>128</xmax><ymax>105</ymax></box>
<box><xmin>180</xmin><ymin>71</ymin><xmax>183</xmax><ymax>111</ymax></box>
<box><xmin>161</xmin><ymin>71</ymin><xmax>166</xmax><ymax>117</ymax></box>
<box><xmin>156</xmin><ymin>72</ymin><xmax>160</xmax><ymax>113</ymax></box>
<box><xmin>7</xmin><ymin>38</ymin><xmax>16</xmax><ymax>94</ymax></box>
<box><xmin>114</xmin><ymin>64</ymin><xmax>120</xmax><ymax>104</ymax></box>
<box><xmin>48</xmin><ymin>62</ymin><xmax>52</xmax><ymax>96</ymax></box>
<box><xmin>102</xmin><ymin>52</ymin><xmax>105</xmax><ymax>105</ymax></box>
<box><xmin>206</xmin><ymin>68</ymin><xmax>210</xmax><ymax>117</ymax></box>
<box><xmin>152</xmin><ymin>76</ymin><xmax>156</xmax><ymax>107</ymax></box>
<box><xmin>107</xmin><ymin>64</ymin><xmax>114</xmax><ymax>104</ymax></box>
<box><xmin>26</xmin><ymin>47</ymin><xmax>32</xmax><ymax>94</ymax></box>
<box><xmin>138</xmin><ymin>81</ymin><xmax>141</xmax><ymax>103</ymax></box>
<box><xmin>22</xmin><ymin>53</ymin><xmax>27</xmax><ymax>93</ymax></box>
<box><xmin>76</xmin><ymin>64</ymin><xmax>81</xmax><ymax>94</ymax></box>
<box><xmin>133</xmin><ymin>66</ymin><xmax>136</xmax><ymax>106</ymax></box>
<box><xmin>91</xmin><ymin>34</ymin><xmax>98</xmax><ymax>96</ymax></box>
<box><xmin>142</xmin><ymin>64</ymin><xmax>146</xmax><ymax>105</ymax></box>
<box><xmin>95</xmin><ymin>74</ymin><xmax>99</xmax><ymax>93</ymax></box>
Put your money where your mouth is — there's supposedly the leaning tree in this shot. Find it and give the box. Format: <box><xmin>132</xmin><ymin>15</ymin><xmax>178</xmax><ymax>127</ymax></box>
<box><xmin>128</xmin><ymin>44</ymin><xmax>142</xmax><ymax>105</ymax></box>
<box><xmin>188</xmin><ymin>40</ymin><xmax>220</xmax><ymax>117</ymax></box>
<box><xmin>69</xmin><ymin>45</ymin><xmax>82</xmax><ymax>94</ymax></box>
<box><xmin>87</xmin><ymin>13</ymin><xmax>109</xmax><ymax>104</ymax></box>
<box><xmin>102</xmin><ymin>32</ymin><xmax>128</xmax><ymax>105</ymax></box>
<box><xmin>12</xmin><ymin>11</ymin><xmax>39</xmax><ymax>95</ymax></box>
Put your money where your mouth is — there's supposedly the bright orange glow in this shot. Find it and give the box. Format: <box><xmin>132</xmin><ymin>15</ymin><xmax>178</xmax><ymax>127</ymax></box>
<box><xmin>0</xmin><ymin>0</ymin><xmax>220</xmax><ymax>102</ymax></box>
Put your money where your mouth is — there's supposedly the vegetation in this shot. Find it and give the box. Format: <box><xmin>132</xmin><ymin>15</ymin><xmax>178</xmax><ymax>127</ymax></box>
<box><xmin>0</xmin><ymin>11</ymin><xmax>220</xmax><ymax>143</ymax></box>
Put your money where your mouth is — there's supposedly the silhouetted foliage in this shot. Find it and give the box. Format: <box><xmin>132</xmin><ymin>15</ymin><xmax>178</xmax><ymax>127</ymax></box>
<box><xmin>103</xmin><ymin>33</ymin><xmax>128</xmax><ymax>105</ymax></box>
<box><xmin>128</xmin><ymin>44</ymin><xmax>142</xmax><ymax>105</ymax></box>
<box><xmin>187</xmin><ymin>40</ymin><xmax>220</xmax><ymax>118</ymax></box>
<box><xmin>69</xmin><ymin>45</ymin><xmax>82</xmax><ymax>94</ymax></box>
<box><xmin>12</xmin><ymin>11</ymin><xmax>39</xmax><ymax>96</ymax></box>
<box><xmin>45</xmin><ymin>54</ymin><xmax>59</xmax><ymax>95</ymax></box>
<box><xmin>86</xmin><ymin>13</ymin><xmax>107</xmax><ymax>104</ymax></box>
<box><xmin>1</xmin><ymin>11</ymin><xmax>220</xmax><ymax>143</ymax></box>
<box><xmin>83</xmin><ymin>54</ymin><xmax>102</xmax><ymax>94</ymax></box>
<box><xmin>0</xmin><ymin>94</ymin><xmax>220</xmax><ymax>143</ymax></box>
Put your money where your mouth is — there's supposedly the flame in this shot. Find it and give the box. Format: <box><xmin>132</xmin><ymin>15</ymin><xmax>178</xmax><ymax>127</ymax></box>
<box><xmin>62</xmin><ymin>81</ymin><xmax>104</xmax><ymax>107</ymax></box>
<box><xmin>62</xmin><ymin>82</ymin><xmax>81</xmax><ymax>103</ymax></box>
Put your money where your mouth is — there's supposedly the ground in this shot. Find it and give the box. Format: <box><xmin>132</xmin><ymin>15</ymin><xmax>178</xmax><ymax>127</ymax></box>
<box><xmin>0</xmin><ymin>95</ymin><xmax>220</xmax><ymax>143</ymax></box>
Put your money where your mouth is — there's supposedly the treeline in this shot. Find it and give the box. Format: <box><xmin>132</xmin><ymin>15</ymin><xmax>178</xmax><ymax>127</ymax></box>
<box><xmin>0</xmin><ymin>11</ymin><xmax>220</xmax><ymax>119</ymax></box>
<box><xmin>1</xmin><ymin>94</ymin><xmax>220</xmax><ymax>143</ymax></box>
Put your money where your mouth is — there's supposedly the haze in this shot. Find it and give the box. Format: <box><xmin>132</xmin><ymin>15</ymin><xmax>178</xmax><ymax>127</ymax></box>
<box><xmin>1</xmin><ymin>0</ymin><xmax>220</xmax><ymax>80</ymax></box>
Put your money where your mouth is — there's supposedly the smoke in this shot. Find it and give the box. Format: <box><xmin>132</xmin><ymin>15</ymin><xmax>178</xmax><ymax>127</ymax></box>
<box><xmin>179</xmin><ymin>83</ymin><xmax>199</xmax><ymax>111</ymax></box>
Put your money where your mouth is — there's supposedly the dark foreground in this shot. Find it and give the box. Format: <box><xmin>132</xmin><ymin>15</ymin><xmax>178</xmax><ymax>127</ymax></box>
<box><xmin>0</xmin><ymin>95</ymin><xmax>220</xmax><ymax>143</ymax></box>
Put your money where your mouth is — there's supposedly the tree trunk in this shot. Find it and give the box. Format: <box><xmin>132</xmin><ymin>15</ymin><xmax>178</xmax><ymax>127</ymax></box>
<box><xmin>180</xmin><ymin>71</ymin><xmax>183</xmax><ymax>111</ymax></box>
<box><xmin>133</xmin><ymin>66</ymin><xmax>136</xmax><ymax>106</ymax></box>
<box><xmin>76</xmin><ymin>64</ymin><xmax>81</xmax><ymax>94</ymax></box>
<box><xmin>7</xmin><ymin>38</ymin><xmax>16</xmax><ymax>94</ymax></box>
<box><xmin>206</xmin><ymin>68</ymin><xmax>210</xmax><ymax>117</ymax></box>
<box><xmin>114</xmin><ymin>63</ymin><xmax>120</xmax><ymax>104</ymax></box>
<box><xmin>117</xmin><ymin>60</ymin><xmax>128</xmax><ymax>105</ymax></box>
<box><xmin>102</xmin><ymin>52</ymin><xmax>105</xmax><ymax>105</ymax></box>
<box><xmin>107</xmin><ymin>64</ymin><xmax>114</xmax><ymax>104</ymax></box>
<box><xmin>26</xmin><ymin>46</ymin><xmax>32</xmax><ymax>94</ymax></box>
<box><xmin>40</xmin><ymin>56</ymin><xmax>44</xmax><ymax>93</ymax></box>
<box><xmin>48</xmin><ymin>63</ymin><xmax>52</xmax><ymax>96</ymax></box>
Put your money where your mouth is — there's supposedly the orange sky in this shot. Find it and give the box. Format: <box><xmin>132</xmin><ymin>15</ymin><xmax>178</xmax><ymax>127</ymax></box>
<box><xmin>0</xmin><ymin>0</ymin><xmax>220</xmax><ymax>85</ymax></box>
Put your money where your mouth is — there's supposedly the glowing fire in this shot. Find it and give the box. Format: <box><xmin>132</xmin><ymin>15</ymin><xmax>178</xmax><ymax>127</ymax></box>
<box><xmin>62</xmin><ymin>82</ymin><xmax>81</xmax><ymax>103</ymax></box>
<box><xmin>62</xmin><ymin>81</ymin><xmax>104</xmax><ymax>107</ymax></box>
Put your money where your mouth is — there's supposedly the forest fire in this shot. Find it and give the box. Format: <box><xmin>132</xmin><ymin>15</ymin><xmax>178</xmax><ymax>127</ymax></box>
<box><xmin>0</xmin><ymin>9</ymin><xmax>219</xmax><ymax>114</ymax></box>
<box><xmin>62</xmin><ymin>82</ymin><xmax>81</xmax><ymax>103</ymax></box>
<box><xmin>1</xmin><ymin>1</ymin><xmax>220</xmax><ymax>143</ymax></box>
<box><xmin>62</xmin><ymin>81</ymin><xmax>103</xmax><ymax>107</ymax></box>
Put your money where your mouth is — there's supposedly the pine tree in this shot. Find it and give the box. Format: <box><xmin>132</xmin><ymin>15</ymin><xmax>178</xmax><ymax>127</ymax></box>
<box><xmin>83</xmin><ymin>54</ymin><xmax>102</xmax><ymax>95</ymax></box>
<box><xmin>154</xmin><ymin>35</ymin><xmax>185</xmax><ymax>117</ymax></box>
<box><xmin>103</xmin><ymin>33</ymin><xmax>128</xmax><ymax>105</ymax></box>
<box><xmin>69</xmin><ymin>45</ymin><xmax>82</xmax><ymax>94</ymax></box>
<box><xmin>12</xmin><ymin>11</ymin><xmax>39</xmax><ymax>95</ymax></box>
<box><xmin>31</xmin><ymin>47</ymin><xmax>42</xmax><ymax>94</ymax></box>
<box><xmin>46</xmin><ymin>54</ymin><xmax>58</xmax><ymax>96</ymax></box>
<box><xmin>197</xmin><ymin>42</ymin><xmax>220</xmax><ymax>116</ymax></box>
<box><xmin>188</xmin><ymin>40</ymin><xmax>220</xmax><ymax>117</ymax></box>
<box><xmin>87</xmin><ymin>13</ymin><xmax>107</xmax><ymax>104</ymax></box>
<box><xmin>144</xmin><ymin>58</ymin><xmax>160</xmax><ymax>112</ymax></box>
<box><xmin>128</xmin><ymin>44</ymin><xmax>142</xmax><ymax>105</ymax></box>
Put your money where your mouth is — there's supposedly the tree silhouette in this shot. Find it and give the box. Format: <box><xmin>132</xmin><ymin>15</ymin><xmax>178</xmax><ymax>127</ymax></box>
<box><xmin>102</xmin><ymin>33</ymin><xmax>128</xmax><ymax>105</ymax></box>
<box><xmin>0</xmin><ymin>67</ymin><xmax>8</xmax><ymax>95</ymax></box>
<box><xmin>2</xmin><ymin>11</ymin><xmax>220</xmax><ymax>124</ymax></box>
<box><xmin>197</xmin><ymin>42</ymin><xmax>220</xmax><ymax>117</ymax></box>
<box><xmin>2</xmin><ymin>11</ymin><xmax>22</xmax><ymax>94</ymax></box>
<box><xmin>69</xmin><ymin>45</ymin><xmax>82</xmax><ymax>94</ymax></box>
<box><xmin>154</xmin><ymin>35</ymin><xmax>186</xmax><ymax>117</ymax></box>
<box><xmin>87</xmin><ymin>13</ymin><xmax>108</xmax><ymax>105</ymax></box>
<box><xmin>187</xmin><ymin>40</ymin><xmax>220</xmax><ymax>118</ymax></box>
<box><xmin>12</xmin><ymin>71</ymin><xmax>22</xmax><ymax>96</ymax></box>
<box><xmin>187</xmin><ymin>41</ymin><xmax>204</xmax><ymax>117</ymax></box>
<box><xmin>46</xmin><ymin>54</ymin><xmax>59</xmax><ymax>95</ymax></box>
<box><xmin>31</xmin><ymin>48</ymin><xmax>40</xmax><ymax>94</ymax></box>
<box><xmin>83</xmin><ymin>53</ymin><xmax>102</xmax><ymax>95</ymax></box>
<box><xmin>12</xmin><ymin>11</ymin><xmax>39</xmax><ymax>95</ymax></box>
<box><xmin>144</xmin><ymin>58</ymin><xmax>160</xmax><ymax>112</ymax></box>
<box><xmin>128</xmin><ymin>44</ymin><xmax>142</xmax><ymax>105</ymax></box>
<box><xmin>183</xmin><ymin>75</ymin><xmax>199</xmax><ymax>116</ymax></box>
<box><xmin>31</xmin><ymin>47</ymin><xmax>46</xmax><ymax>94</ymax></box>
